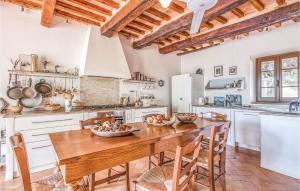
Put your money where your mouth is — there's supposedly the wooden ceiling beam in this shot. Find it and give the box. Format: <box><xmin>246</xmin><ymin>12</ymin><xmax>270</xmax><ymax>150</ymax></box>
<box><xmin>159</xmin><ymin>2</ymin><xmax>300</xmax><ymax>54</ymax></box>
<box><xmin>202</xmin><ymin>22</ymin><xmax>214</xmax><ymax>29</ymax></box>
<box><xmin>179</xmin><ymin>31</ymin><xmax>190</xmax><ymax>37</ymax></box>
<box><xmin>5</xmin><ymin>0</ymin><xmax>42</xmax><ymax>10</ymax></box>
<box><xmin>276</xmin><ymin>0</ymin><xmax>286</xmax><ymax>6</ymax></box>
<box><xmin>66</xmin><ymin>0</ymin><xmax>112</xmax><ymax>16</ymax></box>
<box><xmin>169</xmin><ymin>2</ymin><xmax>184</xmax><ymax>14</ymax></box>
<box><xmin>124</xmin><ymin>25</ymin><xmax>145</xmax><ymax>35</ymax></box>
<box><xmin>133</xmin><ymin>0</ymin><xmax>248</xmax><ymax>49</ymax></box>
<box><xmin>215</xmin><ymin>16</ymin><xmax>228</xmax><ymax>24</ymax></box>
<box><xmin>120</xmin><ymin>31</ymin><xmax>139</xmax><ymax>39</ymax></box>
<box><xmin>56</xmin><ymin>1</ymin><xmax>106</xmax><ymax>22</ymax></box>
<box><xmin>177</xmin><ymin>43</ymin><xmax>220</xmax><ymax>56</ymax></box>
<box><xmin>130</xmin><ymin>20</ymin><xmax>153</xmax><ymax>31</ymax></box>
<box><xmin>146</xmin><ymin>7</ymin><xmax>171</xmax><ymax>21</ymax></box>
<box><xmin>41</xmin><ymin>0</ymin><xmax>56</xmax><ymax>27</ymax></box>
<box><xmin>101</xmin><ymin>0</ymin><xmax>156</xmax><ymax>37</ymax></box>
<box><xmin>55</xmin><ymin>10</ymin><xmax>101</xmax><ymax>26</ymax></box>
<box><xmin>249</xmin><ymin>0</ymin><xmax>265</xmax><ymax>11</ymax></box>
<box><xmin>95</xmin><ymin>0</ymin><xmax>120</xmax><ymax>9</ymax></box>
<box><xmin>231</xmin><ymin>8</ymin><xmax>245</xmax><ymax>18</ymax></box>
<box><xmin>138</xmin><ymin>14</ymin><xmax>161</xmax><ymax>26</ymax></box>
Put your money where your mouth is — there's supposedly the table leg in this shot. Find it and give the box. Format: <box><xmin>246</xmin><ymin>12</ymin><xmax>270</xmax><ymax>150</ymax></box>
<box><xmin>125</xmin><ymin>163</ymin><xmax>130</xmax><ymax>191</ymax></box>
<box><xmin>158</xmin><ymin>152</ymin><xmax>165</xmax><ymax>166</ymax></box>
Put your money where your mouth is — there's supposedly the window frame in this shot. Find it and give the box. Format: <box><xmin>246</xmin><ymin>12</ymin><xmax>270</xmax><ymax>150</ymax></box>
<box><xmin>256</xmin><ymin>51</ymin><xmax>300</xmax><ymax>103</ymax></box>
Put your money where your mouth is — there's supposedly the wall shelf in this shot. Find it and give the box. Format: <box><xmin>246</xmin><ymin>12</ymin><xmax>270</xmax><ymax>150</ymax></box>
<box><xmin>8</xmin><ymin>70</ymin><xmax>79</xmax><ymax>79</ymax></box>
<box><xmin>205</xmin><ymin>77</ymin><xmax>245</xmax><ymax>91</ymax></box>
<box><xmin>123</xmin><ymin>79</ymin><xmax>156</xmax><ymax>84</ymax></box>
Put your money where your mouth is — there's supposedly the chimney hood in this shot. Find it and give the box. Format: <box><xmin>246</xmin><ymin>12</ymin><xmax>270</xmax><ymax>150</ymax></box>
<box><xmin>80</xmin><ymin>25</ymin><xmax>131</xmax><ymax>79</ymax></box>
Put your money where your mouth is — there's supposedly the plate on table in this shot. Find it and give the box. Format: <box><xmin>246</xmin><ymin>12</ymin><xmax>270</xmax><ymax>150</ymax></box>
<box><xmin>145</xmin><ymin>114</ymin><xmax>176</xmax><ymax>126</ymax></box>
<box><xmin>90</xmin><ymin>121</ymin><xmax>139</xmax><ymax>137</ymax></box>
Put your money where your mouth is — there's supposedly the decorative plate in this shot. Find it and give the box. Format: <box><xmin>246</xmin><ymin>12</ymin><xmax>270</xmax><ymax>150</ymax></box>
<box><xmin>90</xmin><ymin>125</ymin><xmax>139</xmax><ymax>137</ymax></box>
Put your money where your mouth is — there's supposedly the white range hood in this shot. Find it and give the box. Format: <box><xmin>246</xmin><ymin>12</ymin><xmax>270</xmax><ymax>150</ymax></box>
<box><xmin>80</xmin><ymin>25</ymin><xmax>131</xmax><ymax>79</ymax></box>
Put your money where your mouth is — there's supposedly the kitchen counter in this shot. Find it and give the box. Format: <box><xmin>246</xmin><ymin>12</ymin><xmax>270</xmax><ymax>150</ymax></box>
<box><xmin>2</xmin><ymin>105</ymin><xmax>168</xmax><ymax>118</ymax></box>
<box><xmin>192</xmin><ymin>104</ymin><xmax>300</xmax><ymax>117</ymax></box>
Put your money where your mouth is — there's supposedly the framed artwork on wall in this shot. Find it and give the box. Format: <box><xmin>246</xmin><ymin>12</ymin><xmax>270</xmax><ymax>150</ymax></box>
<box><xmin>229</xmin><ymin>66</ymin><xmax>237</xmax><ymax>75</ymax></box>
<box><xmin>214</xmin><ymin>65</ymin><xmax>223</xmax><ymax>77</ymax></box>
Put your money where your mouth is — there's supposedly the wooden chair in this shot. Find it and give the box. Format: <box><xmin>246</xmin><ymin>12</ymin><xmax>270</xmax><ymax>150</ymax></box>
<box><xmin>133</xmin><ymin>133</ymin><xmax>209</xmax><ymax>191</ymax></box>
<box><xmin>183</xmin><ymin>122</ymin><xmax>231</xmax><ymax>191</ymax></box>
<box><xmin>79</xmin><ymin>117</ymin><xmax>130</xmax><ymax>191</ymax></box>
<box><xmin>10</xmin><ymin>133</ymin><xmax>87</xmax><ymax>191</ymax></box>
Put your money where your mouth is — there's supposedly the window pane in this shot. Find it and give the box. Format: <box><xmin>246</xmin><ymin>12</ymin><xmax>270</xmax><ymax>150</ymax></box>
<box><xmin>282</xmin><ymin>57</ymin><xmax>298</xmax><ymax>69</ymax></box>
<box><xmin>282</xmin><ymin>87</ymin><xmax>298</xmax><ymax>98</ymax></box>
<box><xmin>261</xmin><ymin>71</ymin><xmax>275</xmax><ymax>87</ymax></box>
<box><xmin>261</xmin><ymin>61</ymin><xmax>274</xmax><ymax>71</ymax></box>
<box><xmin>261</xmin><ymin>88</ymin><xmax>275</xmax><ymax>97</ymax></box>
<box><xmin>282</xmin><ymin>69</ymin><xmax>298</xmax><ymax>87</ymax></box>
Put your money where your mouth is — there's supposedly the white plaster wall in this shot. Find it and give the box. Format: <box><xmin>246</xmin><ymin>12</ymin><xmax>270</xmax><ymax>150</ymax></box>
<box><xmin>0</xmin><ymin>3</ymin><xmax>88</xmax><ymax>105</ymax></box>
<box><xmin>120</xmin><ymin>36</ymin><xmax>181</xmax><ymax>106</ymax></box>
<box><xmin>181</xmin><ymin>22</ymin><xmax>300</xmax><ymax>104</ymax></box>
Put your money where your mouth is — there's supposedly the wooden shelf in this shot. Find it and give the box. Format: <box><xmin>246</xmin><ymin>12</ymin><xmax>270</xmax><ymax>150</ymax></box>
<box><xmin>123</xmin><ymin>79</ymin><xmax>156</xmax><ymax>84</ymax></box>
<box><xmin>8</xmin><ymin>70</ymin><xmax>79</xmax><ymax>79</ymax></box>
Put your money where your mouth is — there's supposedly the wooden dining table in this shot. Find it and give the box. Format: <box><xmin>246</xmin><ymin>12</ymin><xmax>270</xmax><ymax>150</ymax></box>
<box><xmin>49</xmin><ymin>118</ymin><xmax>227</xmax><ymax>190</ymax></box>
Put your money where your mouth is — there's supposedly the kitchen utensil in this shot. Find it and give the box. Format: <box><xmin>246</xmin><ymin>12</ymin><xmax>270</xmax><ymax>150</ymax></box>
<box><xmin>20</xmin><ymin>93</ymin><xmax>42</xmax><ymax>108</ymax></box>
<box><xmin>0</xmin><ymin>98</ymin><xmax>8</xmax><ymax>112</ymax></box>
<box><xmin>22</xmin><ymin>78</ymin><xmax>37</xmax><ymax>98</ymax></box>
<box><xmin>10</xmin><ymin>100</ymin><xmax>23</xmax><ymax>113</ymax></box>
<box><xmin>7</xmin><ymin>75</ymin><xmax>23</xmax><ymax>100</ymax></box>
<box><xmin>31</xmin><ymin>54</ymin><xmax>38</xmax><ymax>72</ymax></box>
<box><xmin>35</xmin><ymin>79</ymin><xmax>52</xmax><ymax>97</ymax></box>
<box><xmin>42</xmin><ymin>61</ymin><xmax>50</xmax><ymax>73</ymax></box>
<box><xmin>175</xmin><ymin>113</ymin><xmax>198</xmax><ymax>123</ymax></box>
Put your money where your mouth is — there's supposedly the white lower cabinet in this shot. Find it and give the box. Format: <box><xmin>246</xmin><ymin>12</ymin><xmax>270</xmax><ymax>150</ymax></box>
<box><xmin>234</xmin><ymin>111</ymin><xmax>261</xmax><ymax>151</ymax></box>
<box><xmin>12</xmin><ymin>113</ymin><xmax>83</xmax><ymax>175</ymax></box>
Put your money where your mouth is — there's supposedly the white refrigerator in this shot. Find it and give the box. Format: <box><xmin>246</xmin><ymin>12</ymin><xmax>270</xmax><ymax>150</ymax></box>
<box><xmin>171</xmin><ymin>74</ymin><xmax>204</xmax><ymax>113</ymax></box>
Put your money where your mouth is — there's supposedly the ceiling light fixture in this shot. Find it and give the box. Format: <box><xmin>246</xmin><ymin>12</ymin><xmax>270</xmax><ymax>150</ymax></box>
<box><xmin>159</xmin><ymin>0</ymin><xmax>172</xmax><ymax>8</ymax></box>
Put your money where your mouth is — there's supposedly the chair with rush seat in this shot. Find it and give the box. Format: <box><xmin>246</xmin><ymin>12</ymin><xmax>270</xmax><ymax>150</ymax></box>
<box><xmin>133</xmin><ymin>133</ymin><xmax>209</xmax><ymax>191</ymax></box>
<box><xmin>183</xmin><ymin>122</ymin><xmax>231</xmax><ymax>191</ymax></box>
<box><xmin>10</xmin><ymin>133</ymin><xmax>87</xmax><ymax>191</ymax></box>
<box><xmin>79</xmin><ymin>117</ymin><xmax>130</xmax><ymax>191</ymax></box>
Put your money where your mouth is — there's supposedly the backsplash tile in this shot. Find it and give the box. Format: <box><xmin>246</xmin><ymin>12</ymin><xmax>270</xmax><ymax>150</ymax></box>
<box><xmin>80</xmin><ymin>76</ymin><xmax>119</xmax><ymax>106</ymax></box>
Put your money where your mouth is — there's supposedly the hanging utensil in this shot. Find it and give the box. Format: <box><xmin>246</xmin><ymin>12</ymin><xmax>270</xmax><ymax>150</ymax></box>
<box><xmin>22</xmin><ymin>77</ymin><xmax>37</xmax><ymax>98</ymax></box>
<box><xmin>35</xmin><ymin>79</ymin><xmax>52</xmax><ymax>97</ymax></box>
<box><xmin>7</xmin><ymin>74</ymin><xmax>23</xmax><ymax>100</ymax></box>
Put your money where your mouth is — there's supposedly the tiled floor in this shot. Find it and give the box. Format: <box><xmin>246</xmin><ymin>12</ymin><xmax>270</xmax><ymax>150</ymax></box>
<box><xmin>0</xmin><ymin>146</ymin><xmax>299</xmax><ymax>191</ymax></box>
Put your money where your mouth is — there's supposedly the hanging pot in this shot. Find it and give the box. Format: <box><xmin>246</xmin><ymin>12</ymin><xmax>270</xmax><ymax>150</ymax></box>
<box><xmin>7</xmin><ymin>74</ymin><xmax>23</xmax><ymax>100</ymax></box>
<box><xmin>20</xmin><ymin>93</ymin><xmax>43</xmax><ymax>108</ymax></box>
<box><xmin>35</xmin><ymin>79</ymin><xmax>52</xmax><ymax>97</ymax></box>
<box><xmin>22</xmin><ymin>77</ymin><xmax>37</xmax><ymax>98</ymax></box>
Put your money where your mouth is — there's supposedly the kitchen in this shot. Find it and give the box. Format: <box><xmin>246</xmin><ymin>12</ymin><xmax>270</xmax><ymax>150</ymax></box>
<box><xmin>0</xmin><ymin>0</ymin><xmax>300</xmax><ymax>191</ymax></box>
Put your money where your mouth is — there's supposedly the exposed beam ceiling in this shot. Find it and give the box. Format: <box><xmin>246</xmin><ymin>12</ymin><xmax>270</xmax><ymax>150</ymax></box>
<box><xmin>159</xmin><ymin>2</ymin><xmax>300</xmax><ymax>54</ymax></box>
<box><xmin>40</xmin><ymin>0</ymin><xmax>56</xmax><ymax>27</ymax></box>
<box><xmin>101</xmin><ymin>0</ymin><xmax>157</xmax><ymax>37</ymax></box>
<box><xmin>133</xmin><ymin>0</ymin><xmax>248</xmax><ymax>49</ymax></box>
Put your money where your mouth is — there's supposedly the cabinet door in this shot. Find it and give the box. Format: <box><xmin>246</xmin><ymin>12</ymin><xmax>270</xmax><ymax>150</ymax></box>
<box><xmin>235</xmin><ymin>111</ymin><xmax>261</xmax><ymax>151</ymax></box>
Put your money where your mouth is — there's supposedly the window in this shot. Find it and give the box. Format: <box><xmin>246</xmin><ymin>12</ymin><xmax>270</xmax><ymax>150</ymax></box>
<box><xmin>256</xmin><ymin>52</ymin><xmax>300</xmax><ymax>102</ymax></box>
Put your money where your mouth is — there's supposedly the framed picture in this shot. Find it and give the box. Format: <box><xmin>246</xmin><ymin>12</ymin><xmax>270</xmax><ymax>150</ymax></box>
<box><xmin>229</xmin><ymin>66</ymin><xmax>237</xmax><ymax>75</ymax></box>
<box><xmin>214</xmin><ymin>65</ymin><xmax>223</xmax><ymax>77</ymax></box>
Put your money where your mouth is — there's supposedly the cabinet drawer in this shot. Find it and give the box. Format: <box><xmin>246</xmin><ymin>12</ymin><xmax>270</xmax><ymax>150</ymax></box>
<box><xmin>26</xmin><ymin>140</ymin><xmax>56</xmax><ymax>170</ymax></box>
<box><xmin>20</xmin><ymin>125</ymin><xmax>79</xmax><ymax>143</ymax></box>
<box><xmin>15</xmin><ymin>113</ymin><xmax>83</xmax><ymax>131</ymax></box>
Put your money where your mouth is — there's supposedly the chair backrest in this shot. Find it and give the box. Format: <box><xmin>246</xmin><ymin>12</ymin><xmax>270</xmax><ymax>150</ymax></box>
<box><xmin>171</xmin><ymin>133</ymin><xmax>204</xmax><ymax>191</ymax></box>
<box><xmin>10</xmin><ymin>133</ymin><xmax>32</xmax><ymax>191</ymax></box>
<box><xmin>80</xmin><ymin>117</ymin><xmax>116</xmax><ymax>130</ymax></box>
<box><xmin>208</xmin><ymin>121</ymin><xmax>231</xmax><ymax>160</ymax></box>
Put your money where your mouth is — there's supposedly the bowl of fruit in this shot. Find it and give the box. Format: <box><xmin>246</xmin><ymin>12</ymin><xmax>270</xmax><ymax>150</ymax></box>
<box><xmin>145</xmin><ymin>114</ymin><xmax>176</xmax><ymax>126</ymax></box>
<box><xmin>90</xmin><ymin>121</ymin><xmax>139</xmax><ymax>137</ymax></box>
<box><xmin>175</xmin><ymin>113</ymin><xmax>198</xmax><ymax>123</ymax></box>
